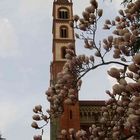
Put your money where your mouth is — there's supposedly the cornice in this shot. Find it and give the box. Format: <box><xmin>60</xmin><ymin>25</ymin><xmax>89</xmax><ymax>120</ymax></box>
<box><xmin>54</xmin><ymin>0</ymin><xmax>72</xmax><ymax>5</ymax></box>
<box><xmin>53</xmin><ymin>38</ymin><xmax>75</xmax><ymax>42</ymax></box>
<box><xmin>53</xmin><ymin>19</ymin><xmax>72</xmax><ymax>23</ymax></box>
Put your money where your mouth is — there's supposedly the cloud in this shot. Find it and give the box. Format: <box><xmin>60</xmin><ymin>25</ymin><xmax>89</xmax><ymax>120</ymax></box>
<box><xmin>0</xmin><ymin>18</ymin><xmax>19</xmax><ymax>58</ymax></box>
<box><xmin>103</xmin><ymin>0</ymin><xmax>123</xmax><ymax>10</ymax></box>
<box><xmin>19</xmin><ymin>0</ymin><xmax>49</xmax><ymax>18</ymax></box>
<box><xmin>0</xmin><ymin>101</ymin><xmax>18</xmax><ymax>132</ymax></box>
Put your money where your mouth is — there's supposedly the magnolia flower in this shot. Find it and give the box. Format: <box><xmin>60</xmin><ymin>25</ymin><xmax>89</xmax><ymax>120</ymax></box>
<box><xmin>119</xmin><ymin>78</ymin><xmax>127</xmax><ymax>86</ymax></box>
<box><xmin>76</xmin><ymin>130</ymin><xmax>82</xmax><ymax>138</ymax></box>
<box><xmin>90</xmin><ymin>13</ymin><xmax>96</xmax><ymax>19</ymax></box>
<box><xmin>113</xmin><ymin>30</ymin><xmax>119</xmax><ymax>35</ymax></box>
<box><xmin>65</xmin><ymin>53</ymin><xmax>72</xmax><ymax>60</ymax></box>
<box><xmin>100</xmin><ymin>117</ymin><xmax>106</xmax><ymax>124</ymax></box>
<box><xmin>67</xmin><ymin>43</ymin><xmax>74</xmax><ymax>49</ymax></box>
<box><xmin>133</xmin><ymin>53</ymin><xmax>140</xmax><ymax>65</ymax></box>
<box><xmin>116</xmin><ymin>106</ymin><xmax>124</xmax><ymax>114</ymax></box>
<box><xmin>69</xmin><ymin>128</ymin><xmax>75</xmax><ymax>134</ymax></box>
<box><xmin>79</xmin><ymin>24</ymin><xmax>86</xmax><ymax>31</ymax></box>
<box><xmin>103</xmin><ymin>112</ymin><xmax>108</xmax><ymax>118</ymax></box>
<box><xmin>33</xmin><ymin>135</ymin><xmax>42</xmax><ymax>140</ymax></box>
<box><xmin>123</xmin><ymin>33</ymin><xmax>131</xmax><ymax>41</ymax></box>
<box><xmin>114</xmin><ymin>49</ymin><xmax>121</xmax><ymax>57</ymax></box>
<box><xmin>127</xmin><ymin>114</ymin><xmax>139</xmax><ymax>126</ymax></box>
<box><xmin>82</xmin><ymin>11</ymin><xmax>89</xmax><ymax>19</ymax></box>
<box><xmin>128</xmin><ymin>63</ymin><xmax>139</xmax><ymax>73</ymax></box>
<box><xmin>85</xmin><ymin>6</ymin><xmax>95</xmax><ymax>13</ymax></box>
<box><xmin>112</xmin><ymin>84</ymin><xmax>124</xmax><ymax>95</ymax></box>
<box><xmin>64</xmin><ymin>98</ymin><xmax>73</xmax><ymax>105</ymax></box>
<box><xmin>61</xmin><ymin>129</ymin><xmax>67</xmax><ymax>136</ymax></box>
<box><xmin>107</xmin><ymin>67</ymin><xmax>120</xmax><ymax>79</ymax></box>
<box><xmin>112</xmin><ymin>131</ymin><xmax>120</xmax><ymax>138</ymax></box>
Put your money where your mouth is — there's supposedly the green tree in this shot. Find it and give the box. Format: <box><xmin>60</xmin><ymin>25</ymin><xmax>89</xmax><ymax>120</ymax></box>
<box><xmin>32</xmin><ymin>0</ymin><xmax>140</xmax><ymax>139</ymax></box>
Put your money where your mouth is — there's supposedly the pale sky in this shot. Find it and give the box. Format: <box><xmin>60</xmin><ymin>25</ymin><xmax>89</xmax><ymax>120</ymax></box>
<box><xmin>0</xmin><ymin>0</ymin><xmax>122</xmax><ymax>140</ymax></box>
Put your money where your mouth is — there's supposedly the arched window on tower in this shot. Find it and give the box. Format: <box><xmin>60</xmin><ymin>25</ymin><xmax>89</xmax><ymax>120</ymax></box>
<box><xmin>61</xmin><ymin>47</ymin><xmax>67</xmax><ymax>59</ymax></box>
<box><xmin>60</xmin><ymin>26</ymin><xmax>68</xmax><ymax>38</ymax></box>
<box><xmin>58</xmin><ymin>8</ymin><xmax>69</xmax><ymax>19</ymax></box>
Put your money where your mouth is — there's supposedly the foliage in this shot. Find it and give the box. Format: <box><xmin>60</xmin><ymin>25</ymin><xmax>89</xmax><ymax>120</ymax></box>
<box><xmin>32</xmin><ymin>0</ymin><xmax>140</xmax><ymax>139</ymax></box>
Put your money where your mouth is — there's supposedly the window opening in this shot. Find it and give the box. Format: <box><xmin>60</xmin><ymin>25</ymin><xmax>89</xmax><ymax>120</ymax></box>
<box><xmin>58</xmin><ymin>9</ymin><xmax>68</xmax><ymax>19</ymax></box>
<box><xmin>70</xmin><ymin>110</ymin><xmax>72</xmax><ymax>119</ymax></box>
<box><xmin>60</xmin><ymin>27</ymin><xmax>68</xmax><ymax>38</ymax></box>
<box><xmin>61</xmin><ymin>47</ymin><xmax>67</xmax><ymax>59</ymax></box>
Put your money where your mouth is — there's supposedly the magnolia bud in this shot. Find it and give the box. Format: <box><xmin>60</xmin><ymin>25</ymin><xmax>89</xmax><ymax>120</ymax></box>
<box><xmin>103</xmin><ymin>24</ymin><xmax>110</xmax><ymax>29</ymax></box>
<box><xmin>97</xmin><ymin>9</ymin><xmax>103</xmax><ymax>17</ymax></box>
<box><xmin>119</xmin><ymin>9</ymin><xmax>124</xmax><ymax>16</ymax></box>
<box><xmin>105</xmin><ymin>20</ymin><xmax>111</xmax><ymax>25</ymax></box>
<box><xmin>89</xmin><ymin>55</ymin><xmax>94</xmax><ymax>62</ymax></box>
<box><xmin>128</xmin><ymin>63</ymin><xmax>138</xmax><ymax>73</ymax></box>
<box><xmin>75</xmin><ymin>33</ymin><xmax>80</xmax><ymax>38</ymax></box>
<box><xmin>31</xmin><ymin>121</ymin><xmax>39</xmax><ymax>129</ymax></box>
<box><xmin>108</xmin><ymin>36</ymin><xmax>113</xmax><ymax>42</ymax></box>
<box><xmin>35</xmin><ymin>105</ymin><xmax>42</xmax><ymax>112</ymax></box>
<box><xmin>115</xmin><ymin>16</ymin><xmax>120</xmax><ymax>22</ymax></box>
<box><xmin>33</xmin><ymin>108</ymin><xmax>38</xmax><ymax>113</ymax></box>
<box><xmin>32</xmin><ymin>115</ymin><xmax>41</xmax><ymax>121</ymax></box>
<box><xmin>69</xmin><ymin>21</ymin><xmax>74</xmax><ymax>27</ymax></box>
<box><xmin>112</xmin><ymin>20</ymin><xmax>115</xmax><ymax>26</ymax></box>
<box><xmin>95</xmin><ymin>51</ymin><xmax>101</xmax><ymax>57</ymax></box>
<box><xmin>73</xmin><ymin>15</ymin><xmax>79</xmax><ymax>22</ymax></box>
<box><xmin>103</xmin><ymin>39</ymin><xmax>108</xmax><ymax>45</ymax></box>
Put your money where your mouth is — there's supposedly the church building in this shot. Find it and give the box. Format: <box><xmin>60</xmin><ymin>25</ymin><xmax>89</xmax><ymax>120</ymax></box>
<box><xmin>50</xmin><ymin>0</ymin><xmax>105</xmax><ymax>139</ymax></box>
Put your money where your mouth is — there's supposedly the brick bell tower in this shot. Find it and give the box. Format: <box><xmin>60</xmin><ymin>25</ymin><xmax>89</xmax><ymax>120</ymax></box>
<box><xmin>50</xmin><ymin>0</ymin><xmax>80</xmax><ymax>139</ymax></box>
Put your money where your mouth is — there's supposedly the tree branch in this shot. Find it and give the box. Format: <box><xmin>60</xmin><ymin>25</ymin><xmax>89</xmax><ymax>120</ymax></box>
<box><xmin>77</xmin><ymin>61</ymin><xmax>128</xmax><ymax>82</ymax></box>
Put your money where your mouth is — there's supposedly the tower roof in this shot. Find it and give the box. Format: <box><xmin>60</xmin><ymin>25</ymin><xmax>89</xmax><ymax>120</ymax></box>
<box><xmin>54</xmin><ymin>0</ymin><xmax>71</xmax><ymax>4</ymax></box>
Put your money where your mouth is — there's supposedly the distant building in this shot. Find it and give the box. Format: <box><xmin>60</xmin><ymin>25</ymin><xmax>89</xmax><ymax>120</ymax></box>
<box><xmin>50</xmin><ymin>0</ymin><xmax>105</xmax><ymax>139</ymax></box>
<box><xmin>0</xmin><ymin>134</ymin><xmax>6</xmax><ymax>140</ymax></box>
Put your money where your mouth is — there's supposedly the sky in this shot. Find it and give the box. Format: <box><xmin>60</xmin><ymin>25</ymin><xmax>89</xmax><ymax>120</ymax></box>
<box><xmin>0</xmin><ymin>0</ymin><xmax>123</xmax><ymax>140</ymax></box>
